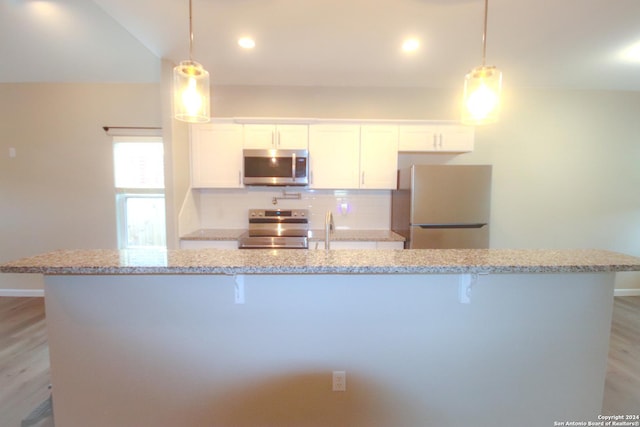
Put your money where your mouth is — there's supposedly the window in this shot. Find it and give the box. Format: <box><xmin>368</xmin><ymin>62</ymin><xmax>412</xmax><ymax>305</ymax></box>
<box><xmin>113</xmin><ymin>136</ymin><xmax>166</xmax><ymax>249</ymax></box>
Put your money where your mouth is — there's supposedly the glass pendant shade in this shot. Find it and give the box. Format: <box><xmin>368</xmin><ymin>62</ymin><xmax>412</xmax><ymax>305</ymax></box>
<box><xmin>173</xmin><ymin>60</ymin><xmax>210</xmax><ymax>123</ymax></box>
<box><xmin>462</xmin><ymin>65</ymin><xmax>502</xmax><ymax>125</ymax></box>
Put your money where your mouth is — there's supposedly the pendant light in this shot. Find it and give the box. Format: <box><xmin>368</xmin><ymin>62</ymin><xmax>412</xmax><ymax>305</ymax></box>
<box><xmin>173</xmin><ymin>0</ymin><xmax>210</xmax><ymax>123</ymax></box>
<box><xmin>462</xmin><ymin>0</ymin><xmax>502</xmax><ymax>125</ymax></box>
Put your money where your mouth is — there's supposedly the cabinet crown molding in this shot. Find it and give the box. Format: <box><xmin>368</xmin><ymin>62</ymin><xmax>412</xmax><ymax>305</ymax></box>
<box><xmin>203</xmin><ymin>117</ymin><xmax>471</xmax><ymax>126</ymax></box>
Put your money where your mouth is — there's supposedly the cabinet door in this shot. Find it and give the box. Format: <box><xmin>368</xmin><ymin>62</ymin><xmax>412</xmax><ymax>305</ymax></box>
<box><xmin>276</xmin><ymin>125</ymin><xmax>309</xmax><ymax>149</ymax></box>
<box><xmin>180</xmin><ymin>240</ymin><xmax>238</xmax><ymax>249</ymax></box>
<box><xmin>360</xmin><ymin>125</ymin><xmax>398</xmax><ymax>189</ymax></box>
<box><xmin>191</xmin><ymin>124</ymin><xmax>243</xmax><ymax>188</ymax></box>
<box><xmin>438</xmin><ymin>125</ymin><xmax>474</xmax><ymax>152</ymax></box>
<box><xmin>243</xmin><ymin>125</ymin><xmax>275</xmax><ymax>149</ymax></box>
<box><xmin>376</xmin><ymin>241</ymin><xmax>404</xmax><ymax>249</ymax></box>
<box><xmin>398</xmin><ymin>125</ymin><xmax>473</xmax><ymax>153</ymax></box>
<box><xmin>309</xmin><ymin>240</ymin><xmax>403</xmax><ymax>250</ymax></box>
<box><xmin>398</xmin><ymin>125</ymin><xmax>439</xmax><ymax>151</ymax></box>
<box><xmin>308</xmin><ymin>124</ymin><xmax>360</xmax><ymax>189</ymax></box>
<box><xmin>308</xmin><ymin>241</ymin><xmax>374</xmax><ymax>250</ymax></box>
<box><xmin>243</xmin><ymin>124</ymin><xmax>308</xmax><ymax>149</ymax></box>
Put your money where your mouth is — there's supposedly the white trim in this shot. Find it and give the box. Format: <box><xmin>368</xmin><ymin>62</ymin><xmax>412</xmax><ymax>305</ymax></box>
<box><xmin>614</xmin><ymin>288</ymin><xmax>640</xmax><ymax>297</ymax></box>
<box><xmin>227</xmin><ymin>117</ymin><xmax>465</xmax><ymax>126</ymax></box>
<box><xmin>0</xmin><ymin>289</ymin><xmax>44</xmax><ymax>297</ymax></box>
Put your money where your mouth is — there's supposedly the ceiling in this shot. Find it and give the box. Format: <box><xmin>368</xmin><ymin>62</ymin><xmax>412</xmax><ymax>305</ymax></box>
<box><xmin>2</xmin><ymin>0</ymin><xmax>640</xmax><ymax>90</ymax></box>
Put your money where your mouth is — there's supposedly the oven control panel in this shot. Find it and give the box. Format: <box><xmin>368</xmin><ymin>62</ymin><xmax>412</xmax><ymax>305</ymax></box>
<box><xmin>249</xmin><ymin>209</ymin><xmax>308</xmax><ymax>219</ymax></box>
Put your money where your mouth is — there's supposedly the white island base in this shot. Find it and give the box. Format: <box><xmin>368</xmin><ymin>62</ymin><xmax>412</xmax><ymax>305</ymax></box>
<box><xmin>45</xmin><ymin>272</ymin><xmax>614</xmax><ymax>427</ymax></box>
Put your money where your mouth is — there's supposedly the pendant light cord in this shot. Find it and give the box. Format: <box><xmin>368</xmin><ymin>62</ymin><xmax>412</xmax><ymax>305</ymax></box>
<box><xmin>481</xmin><ymin>0</ymin><xmax>488</xmax><ymax>67</ymax></box>
<box><xmin>188</xmin><ymin>0</ymin><xmax>194</xmax><ymax>61</ymax></box>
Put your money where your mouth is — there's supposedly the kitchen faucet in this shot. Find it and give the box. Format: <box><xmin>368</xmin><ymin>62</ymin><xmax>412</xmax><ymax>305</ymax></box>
<box><xmin>324</xmin><ymin>210</ymin><xmax>334</xmax><ymax>250</ymax></box>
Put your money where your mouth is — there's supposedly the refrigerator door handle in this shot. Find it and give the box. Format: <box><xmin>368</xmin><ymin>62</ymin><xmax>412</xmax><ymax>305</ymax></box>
<box><xmin>417</xmin><ymin>223</ymin><xmax>487</xmax><ymax>229</ymax></box>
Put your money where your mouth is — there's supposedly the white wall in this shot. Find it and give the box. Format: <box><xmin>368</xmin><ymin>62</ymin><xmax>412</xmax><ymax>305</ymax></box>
<box><xmin>0</xmin><ymin>83</ymin><xmax>161</xmax><ymax>292</ymax></box>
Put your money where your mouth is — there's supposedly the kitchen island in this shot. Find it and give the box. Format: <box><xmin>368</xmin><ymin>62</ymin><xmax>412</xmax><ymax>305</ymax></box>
<box><xmin>2</xmin><ymin>249</ymin><xmax>639</xmax><ymax>427</ymax></box>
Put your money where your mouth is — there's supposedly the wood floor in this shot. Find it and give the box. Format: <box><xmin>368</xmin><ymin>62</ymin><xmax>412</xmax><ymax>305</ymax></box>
<box><xmin>0</xmin><ymin>297</ymin><xmax>50</xmax><ymax>427</ymax></box>
<box><xmin>602</xmin><ymin>296</ymin><xmax>640</xmax><ymax>415</ymax></box>
<box><xmin>1</xmin><ymin>296</ymin><xmax>638</xmax><ymax>425</ymax></box>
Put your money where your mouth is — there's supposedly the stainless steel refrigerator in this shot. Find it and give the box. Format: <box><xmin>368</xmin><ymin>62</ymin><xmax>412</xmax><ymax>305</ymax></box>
<box><xmin>391</xmin><ymin>165</ymin><xmax>492</xmax><ymax>249</ymax></box>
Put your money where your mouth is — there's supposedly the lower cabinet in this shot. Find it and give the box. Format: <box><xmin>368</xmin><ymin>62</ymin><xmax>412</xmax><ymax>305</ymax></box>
<box><xmin>180</xmin><ymin>240</ymin><xmax>404</xmax><ymax>250</ymax></box>
<box><xmin>311</xmin><ymin>241</ymin><xmax>404</xmax><ymax>250</ymax></box>
<box><xmin>180</xmin><ymin>240</ymin><xmax>238</xmax><ymax>249</ymax></box>
<box><xmin>376</xmin><ymin>241</ymin><xmax>406</xmax><ymax>249</ymax></box>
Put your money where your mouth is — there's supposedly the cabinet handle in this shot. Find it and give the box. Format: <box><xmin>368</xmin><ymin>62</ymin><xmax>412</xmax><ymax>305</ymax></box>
<box><xmin>439</xmin><ymin>134</ymin><xmax>444</xmax><ymax>148</ymax></box>
<box><xmin>310</xmin><ymin>170</ymin><xmax>314</xmax><ymax>185</ymax></box>
<box><xmin>271</xmin><ymin>131</ymin><xmax>275</xmax><ymax>148</ymax></box>
<box><xmin>361</xmin><ymin>171</ymin><xmax>365</xmax><ymax>185</ymax></box>
<box><xmin>277</xmin><ymin>130</ymin><xmax>281</xmax><ymax>147</ymax></box>
<box><xmin>238</xmin><ymin>171</ymin><xmax>242</xmax><ymax>185</ymax></box>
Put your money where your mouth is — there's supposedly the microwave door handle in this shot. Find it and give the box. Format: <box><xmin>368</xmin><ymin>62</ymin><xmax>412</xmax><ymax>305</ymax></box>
<box><xmin>291</xmin><ymin>153</ymin><xmax>296</xmax><ymax>180</ymax></box>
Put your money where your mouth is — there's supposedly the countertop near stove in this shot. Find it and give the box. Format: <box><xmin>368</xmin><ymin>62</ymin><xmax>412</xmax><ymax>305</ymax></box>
<box><xmin>2</xmin><ymin>248</ymin><xmax>640</xmax><ymax>275</ymax></box>
<box><xmin>180</xmin><ymin>228</ymin><xmax>405</xmax><ymax>242</ymax></box>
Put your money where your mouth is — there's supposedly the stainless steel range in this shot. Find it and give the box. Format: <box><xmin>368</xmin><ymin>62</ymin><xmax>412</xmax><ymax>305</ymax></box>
<box><xmin>238</xmin><ymin>209</ymin><xmax>309</xmax><ymax>249</ymax></box>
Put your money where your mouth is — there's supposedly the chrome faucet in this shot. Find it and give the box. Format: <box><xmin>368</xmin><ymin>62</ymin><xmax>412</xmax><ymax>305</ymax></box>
<box><xmin>324</xmin><ymin>210</ymin><xmax>335</xmax><ymax>250</ymax></box>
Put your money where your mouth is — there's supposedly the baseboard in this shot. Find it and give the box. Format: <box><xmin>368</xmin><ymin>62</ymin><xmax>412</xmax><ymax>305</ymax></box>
<box><xmin>614</xmin><ymin>289</ymin><xmax>640</xmax><ymax>297</ymax></box>
<box><xmin>0</xmin><ymin>289</ymin><xmax>44</xmax><ymax>297</ymax></box>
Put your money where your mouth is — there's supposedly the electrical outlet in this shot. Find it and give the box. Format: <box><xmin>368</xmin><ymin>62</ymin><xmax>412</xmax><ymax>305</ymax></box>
<box><xmin>332</xmin><ymin>370</ymin><xmax>346</xmax><ymax>392</ymax></box>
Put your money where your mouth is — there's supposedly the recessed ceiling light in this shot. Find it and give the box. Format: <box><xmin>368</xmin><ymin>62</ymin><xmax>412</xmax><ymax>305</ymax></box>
<box><xmin>402</xmin><ymin>38</ymin><xmax>420</xmax><ymax>53</ymax></box>
<box><xmin>238</xmin><ymin>37</ymin><xmax>256</xmax><ymax>49</ymax></box>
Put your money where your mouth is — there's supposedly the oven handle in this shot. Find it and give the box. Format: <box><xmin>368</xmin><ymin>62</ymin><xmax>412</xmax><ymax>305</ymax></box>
<box><xmin>239</xmin><ymin>242</ymin><xmax>309</xmax><ymax>249</ymax></box>
<box><xmin>248</xmin><ymin>218</ymin><xmax>309</xmax><ymax>224</ymax></box>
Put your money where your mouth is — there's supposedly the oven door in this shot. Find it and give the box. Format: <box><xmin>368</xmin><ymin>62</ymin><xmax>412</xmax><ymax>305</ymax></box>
<box><xmin>243</xmin><ymin>149</ymin><xmax>308</xmax><ymax>186</ymax></box>
<box><xmin>248</xmin><ymin>219</ymin><xmax>309</xmax><ymax>237</ymax></box>
<box><xmin>238</xmin><ymin>235</ymin><xmax>309</xmax><ymax>249</ymax></box>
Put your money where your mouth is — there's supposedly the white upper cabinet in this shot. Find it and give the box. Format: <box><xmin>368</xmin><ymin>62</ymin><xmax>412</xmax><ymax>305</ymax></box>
<box><xmin>190</xmin><ymin>123</ymin><xmax>243</xmax><ymax>188</ymax></box>
<box><xmin>309</xmin><ymin>124</ymin><xmax>398</xmax><ymax>190</ymax></box>
<box><xmin>308</xmin><ymin>124</ymin><xmax>361</xmax><ymax>189</ymax></box>
<box><xmin>359</xmin><ymin>125</ymin><xmax>398</xmax><ymax>189</ymax></box>
<box><xmin>189</xmin><ymin>119</ymin><xmax>473</xmax><ymax>190</ymax></box>
<box><xmin>243</xmin><ymin>124</ymin><xmax>308</xmax><ymax>149</ymax></box>
<box><xmin>398</xmin><ymin>124</ymin><xmax>474</xmax><ymax>153</ymax></box>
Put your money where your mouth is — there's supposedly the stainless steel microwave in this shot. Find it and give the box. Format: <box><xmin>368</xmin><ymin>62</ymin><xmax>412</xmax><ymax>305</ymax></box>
<box><xmin>243</xmin><ymin>149</ymin><xmax>309</xmax><ymax>186</ymax></box>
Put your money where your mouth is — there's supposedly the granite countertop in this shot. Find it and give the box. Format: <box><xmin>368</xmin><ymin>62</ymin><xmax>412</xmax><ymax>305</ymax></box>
<box><xmin>1</xmin><ymin>249</ymin><xmax>639</xmax><ymax>276</ymax></box>
<box><xmin>180</xmin><ymin>228</ymin><xmax>405</xmax><ymax>242</ymax></box>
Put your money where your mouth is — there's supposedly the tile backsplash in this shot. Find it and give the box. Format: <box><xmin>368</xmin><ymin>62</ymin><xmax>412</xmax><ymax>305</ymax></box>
<box><xmin>182</xmin><ymin>188</ymin><xmax>392</xmax><ymax>233</ymax></box>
